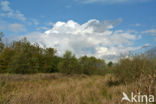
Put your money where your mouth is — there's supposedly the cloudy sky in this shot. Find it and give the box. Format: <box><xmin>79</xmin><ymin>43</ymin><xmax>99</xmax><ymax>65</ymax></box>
<box><xmin>0</xmin><ymin>0</ymin><xmax>156</xmax><ymax>61</ymax></box>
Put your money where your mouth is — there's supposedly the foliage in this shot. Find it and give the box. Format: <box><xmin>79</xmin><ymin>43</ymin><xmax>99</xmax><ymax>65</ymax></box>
<box><xmin>0</xmin><ymin>32</ymin><xmax>155</xmax><ymax>81</ymax></box>
<box><xmin>107</xmin><ymin>61</ymin><xmax>113</xmax><ymax>67</ymax></box>
<box><xmin>113</xmin><ymin>56</ymin><xmax>156</xmax><ymax>84</ymax></box>
<box><xmin>0</xmin><ymin>36</ymin><xmax>107</xmax><ymax>74</ymax></box>
<box><xmin>79</xmin><ymin>56</ymin><xmax>106</xmax><ymax>75</ymax></box>
<box><xmin>0</xmin><ymin>37</ymin><xmax>59</xmax><ymax>74</ymax></box>
<box><xmin>0</xmin><ymin>48</ymin><xmax>14</xmax><ymax>73</ymax></box>
<box><xmin>58</xmin><ymin>51</ymin><xmax>81</xmax><ymax>74</ymax></box>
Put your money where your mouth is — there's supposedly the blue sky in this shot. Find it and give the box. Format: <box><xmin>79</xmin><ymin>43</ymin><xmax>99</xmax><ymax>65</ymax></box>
<box><xmin>0</xmin><ymin>0</ymin><xmax>156</xmax><ymax>61</ymax></box>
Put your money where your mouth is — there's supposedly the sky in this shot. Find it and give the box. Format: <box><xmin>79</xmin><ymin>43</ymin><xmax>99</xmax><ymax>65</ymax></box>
<box><xmin>0</xmin><ymin>0</ymin><xmax>156</xmax><ymax>61</ymax></box>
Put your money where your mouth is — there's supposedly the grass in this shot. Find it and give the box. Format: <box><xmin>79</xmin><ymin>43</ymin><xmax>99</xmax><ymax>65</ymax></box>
<box><xmin>0</xmin><ymin>73</ymin><xmax>155</xmax><ymax>104</ymax></box>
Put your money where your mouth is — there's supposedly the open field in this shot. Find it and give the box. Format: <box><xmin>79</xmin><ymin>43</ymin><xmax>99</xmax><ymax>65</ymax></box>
<box><xmin>0</xmin><ymin>73</ymin><xmax>155</xmax><ymax>104</ymax></box>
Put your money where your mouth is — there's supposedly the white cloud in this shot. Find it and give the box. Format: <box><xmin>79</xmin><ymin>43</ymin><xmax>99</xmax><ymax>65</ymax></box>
<box><xmin>22</xmin><ymin>19</ymin><xmax>142</xmax><ymax>62</ymax></box>
<box><xmin>36</xmin><ymin>27</ymin><xmax>49</xmax><ymax>31</ymax></box>
<box><xmin>65</xmin><ymin>5</ymin><xmax>72</xmax><ymax>8</ymax></box>
<box><xmin>143</xmin><ymin>29</ymin><xmax>156</xmax><ymax>34</ymax></box>
<box><xmin>0</xmin><ymin>1</ymin><xmax>39</xmax><ymax>31</ymax></box>
<box><xmin>0</xmin><ymin>1</ymin><xmax>26</xmax><ymax>21</ymax></box>
<box><xmin>8</xmin><ymin>23</ymin><xmax>26</xmax><ymax>32</ymax></box>
<box><xmin>0</xmin><ymin>20</ymin><xmax>6</xmax><ymax>30</ymax></box>
<box><xmin>0</xmin><ymin>0</ymin><xmax>12</xmax><ymax>12</ymax></box>
<box><xmin>76</xmin><ymin>0</ymin><xmax>151</xmax><ymax>4</ymax></box>
<box><xmin>143</xmin><ymin>29</ymin><xmax>156</xmax><ymax>40</ymax></box>
<box><xmin>142</xmin><ymin>43</ymin><xmax>150</xmax><ymax>48</ymax></box>
<box><xmin>31</xmin><ymin>19</ymin><xmax>39</xmax><ymax>25</ymax></box>
<box><xmin>0</xmin><ymin>19</ymin><xmax>27</xmax><ymax>33</ymax></box>
<box><xmin>48</xmin><ymin>22</ymin><xmax>55</xmax><ymax>26</ymax></box>
<box><xmin>135</xmin><ymin>23</ymin><xmax>141</xmax><ymax>27</ymax></box>
<box><xmin>0</xmin><ymin>25</ymin><xmax>5</xmax><ymax>30</ymax></box>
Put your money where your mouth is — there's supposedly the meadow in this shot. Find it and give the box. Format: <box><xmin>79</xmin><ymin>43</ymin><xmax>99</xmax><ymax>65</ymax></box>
<box><xmin>0</xmin><ymin>33</ymin><xmax>156</xmax><ymax>104</ymax></box>
<box><xmin>0</xmin><ymin>73</ymin><xmax>155</xmax><ymax>104</ymax></box>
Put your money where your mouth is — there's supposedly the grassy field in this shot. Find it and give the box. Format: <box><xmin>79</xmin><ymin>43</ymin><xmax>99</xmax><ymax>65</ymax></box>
<box><xmin>0</xmin><ymin>73</ymin><xmax>155</xmax><ymax>104</ymax></box>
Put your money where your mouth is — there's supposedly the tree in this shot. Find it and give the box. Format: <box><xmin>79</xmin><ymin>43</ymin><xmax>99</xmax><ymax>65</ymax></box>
<box><xmin>0</xmin><ymin>48</ymin><xmax>15</xmax><ymax>73</ymax></box>
<box><xmin>41</xmin><ymin>48</ymin><xmax>58</xmax><ymax>73</ymax></box>
<box><xmin>8</xmin><ymin>38</ymin><xmax>38</xmax><ymax>74</ymax></box>
<box><xmin>108</xmin><ymin>61</ymin><xmax>113</xmax><ymax>67</ymax></box>
<box><xmin>58</xmin><ymin>51</ymin><xmax>81</xmax><ymax>74</ymax></box>
<box><xmin>79</xmin><ymin>56</ymin><xmax>106</xmax><ymax>75</ymax></box>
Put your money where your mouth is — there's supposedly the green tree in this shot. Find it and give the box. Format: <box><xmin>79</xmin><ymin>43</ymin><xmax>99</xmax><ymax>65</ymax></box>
<box><xmin>42</xmin><ymin>48</ymin><xmax>58</xmax><ymax>73</ymax></box>
<box><xmin>79</xmin><ymin>56</ymin><xmax>106</xmax><ymax>75</ymax></box>
<box><xmin>0</xmin><ymin>48</ymin><xmax>15</xmax><ymax>73</ymax></box>
<box><xmin>108</xmin><ymin>61</ymin><xmax>113</xmax><ymax>67</ymax></box>
<box><xmin>58</xmin><ymin>51</ymin><xmax>81</xmax><ymax>74</ymax></box>
<box><xmin>8</xmin><ymin>38</ymin><xmax>38</xmax><ymax>74</ymax></box>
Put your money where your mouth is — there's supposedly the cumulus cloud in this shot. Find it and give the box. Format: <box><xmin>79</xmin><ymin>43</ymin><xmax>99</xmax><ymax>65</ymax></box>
<box><xmin>76</xmin><ymin>0</ymin><xmax>151</xmax><ymax>4</ymax></box>
<box><xmin>8</xmin><ymin>23</ymin><xmax>26</xmax><ymax>32</ymax></box>
<box><xmin>0</xmin><ymin>1</ymin><xmax>26</xmax><ymax>21</ymax></box>
<box><xmin>22</xmin><ymin>19</ymin><xmax>142</xmax><ymax>62</ymax></box>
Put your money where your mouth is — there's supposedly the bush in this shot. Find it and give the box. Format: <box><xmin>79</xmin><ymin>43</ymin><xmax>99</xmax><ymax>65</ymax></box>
<box><xmin>113</xmin><ymin>56</ymin><xmax>155</xmax><ymax>84</ymax></box>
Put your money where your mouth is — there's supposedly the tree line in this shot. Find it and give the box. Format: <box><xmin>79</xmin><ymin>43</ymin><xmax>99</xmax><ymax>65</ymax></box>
<box><xmin>0</xmin><ymin>32</ymin><xmax>155</xmax><ymax>85</ymax></box>
<box><xmin>0</xmin><ymin>32</ymin><xmax>109</xmax><ymax>74</ymax></box>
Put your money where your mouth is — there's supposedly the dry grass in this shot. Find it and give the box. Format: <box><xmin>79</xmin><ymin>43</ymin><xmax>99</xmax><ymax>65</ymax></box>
<box><xmin>0</xmin><ymin>73</ymin><xmax>155</xmax><ymax>104</ymax></box>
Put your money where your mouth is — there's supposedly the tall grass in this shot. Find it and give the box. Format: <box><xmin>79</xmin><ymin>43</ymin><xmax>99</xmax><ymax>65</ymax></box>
<box><xmin>0</xmin><ymin>73</ymin><xmax>155</xmax><ymax>104</ymax></box>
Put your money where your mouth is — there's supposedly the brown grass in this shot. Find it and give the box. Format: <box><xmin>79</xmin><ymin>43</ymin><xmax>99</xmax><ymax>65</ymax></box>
<box><xmin>0</xmin><ymin>73</ymin><xmax>155</xmax><ymax>104</ymax></box>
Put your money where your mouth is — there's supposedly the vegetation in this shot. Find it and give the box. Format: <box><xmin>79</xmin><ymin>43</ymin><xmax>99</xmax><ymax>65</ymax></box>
<box><xmin>0</xmin><ymin>33</ymin><xmax>156</xmax><ymax>103</ymax></box>
<box><xmin>0</xmin><ymin>73</ymin><xmax>155</xmax><ymax>104</ymax></box>
<box><xmin>0</xmin><ymin>34</ymin><xmax>106</xmax><ymax>75</ymax></box>
<box><xmin>114</xmin><ymin>56</ymin><xmax>156</xmax><ymax>84</ymax></box>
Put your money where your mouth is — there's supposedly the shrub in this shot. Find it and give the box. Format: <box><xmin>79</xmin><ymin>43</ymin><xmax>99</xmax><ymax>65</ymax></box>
<box><xmin>113</xmin><ymin>56</ymin><xmax>155</xmax><ymax>84</ymax></box>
